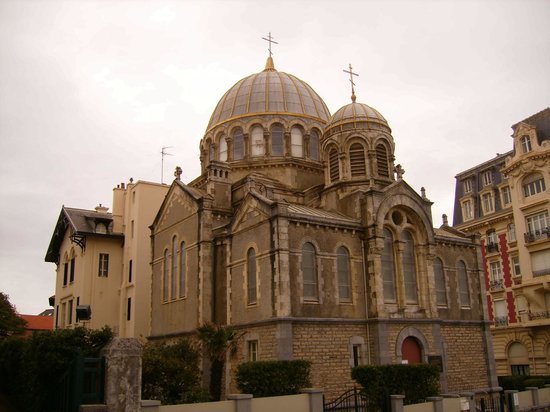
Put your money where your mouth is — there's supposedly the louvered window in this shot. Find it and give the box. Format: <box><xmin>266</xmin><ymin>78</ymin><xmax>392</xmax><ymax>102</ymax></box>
<box><xmin>309</xmin><ymin>130</ymin><xmax>319</xmax><ymax>160</ymax></box>
<box><xmin>329</xmin><ymin>148</ymin><xmax>339</xmax><ymax>183</ymax></box>
<box><xmin>376</xmin><ymin>144</ymin><xmax>389</xmax><ymax>177</ymax></box>
<box><xmin>271</xmin><ymin>124</ymin><xmax>283</xmax><ymax>156</ymax></box>
<box><xmin>349</xmin><ymin>143</ymin><xmax>366</xmax><ymax>177</ymax></box>
<box><xmin>233</xmin><ymin>128</ymin><xmax>244</xmax><ymax>160</ymax></box>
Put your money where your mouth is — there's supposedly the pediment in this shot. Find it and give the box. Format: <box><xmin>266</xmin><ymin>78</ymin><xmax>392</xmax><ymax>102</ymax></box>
<box><xmin>152</xmin><ymin>181</ymin><xmax>203</xmax><ymax>233</ymax></box>
<box><xmin>231</xmin><ymin>192</ymin><xmax>273</xmax><ymax>233</ymax></box>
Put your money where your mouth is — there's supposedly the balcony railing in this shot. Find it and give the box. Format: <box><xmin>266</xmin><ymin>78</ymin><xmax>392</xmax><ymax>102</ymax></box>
<box><xmin>527</xmin><ymin>311</ymin><xmax>550</xmax><ymax>321</ymax></box>
<box><xmin>489</xmin><ymin>279</ymin><xmax>504</xmax><ymax>291</ymax></box>
<box><xmin>533</xmin><ymin>268</ymin><xmax>550</xmax><ymax>277</ymax></box>
<box><xmin>486</xmin><ymin>242</ymin><xmax>499</xmax><ymax>253</ymax></box>
<box><xmin>524</xmin><ymin>228</ymin><xmax>550</xmax><ymax>243</ymax></box>
<box><xmin>494</xmin><ymin>316</ymin><xmax>508</xmax><ymax>327</ymax></box>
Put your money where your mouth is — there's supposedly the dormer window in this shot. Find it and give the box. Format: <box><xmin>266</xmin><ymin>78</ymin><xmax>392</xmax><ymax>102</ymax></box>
<box><xmin>463</xmin><ymin>179</ymin><xmax>472</xmax><ymax>194</ymax></box>
<box><xmin>482</xmin><ymin>192</ymin><xmax>494</xmax><ymax>215</ymax></box>
<box><xmin>520</xmin><ymin>135</ymin><xmax>532</xmax><ymax>153</ymax></box>
<box><xmin>95</xmin><ymin>222</ymin><xmax>107</xmax><ymax>234</ymax></box>
<box><xmin>482</xmin><ymin>170</ymin><xmax>493</xmax><ymax>186</ymax></box>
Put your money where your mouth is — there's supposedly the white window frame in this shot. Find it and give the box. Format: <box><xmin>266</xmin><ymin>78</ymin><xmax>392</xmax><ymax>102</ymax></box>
<box><xmin>482</xmin><ymin>170</ymin><xmax>493</xmax><ymax>186</ymax></box>
<box><xmin>501</xmin><ymin>186</ymin><xmax>512</xmax><ymax>206</ymax></box>
<box><xmin>463</xmin><ymin>179</ymin><xmax>472</xmax><ymax>194</ymax></box>
<box><xmin>462</xmin><ymin>199</ymin><xmax>473</xmax><ymax>221</ymax></box>
<box><xmin>520</xmin><ymin>135</ymin><xmax>532</xmax><ymax>153</ymax></box>
<box><xmin>98</xmin><ymin>253</ymin><xmax>109</xmax><ymax>277</ymax></box>
<box><xmin>482</xmin><ymin>192</ymin><xmax>494</xmax><ymax>214</ymax></box>
<box><xmin>490</xmin><ymin>261</ymin><xmax>502</xmax><ymax>282</ymax></box>
<box><xmin>526</xmin><ymin>211</ymin><xmax>549</xmax><ymax>235</ymax></box>
<box><xmin>523</xmin><ymin>175</ymin><xmax>546</xmax><ymax>197</ymax></box>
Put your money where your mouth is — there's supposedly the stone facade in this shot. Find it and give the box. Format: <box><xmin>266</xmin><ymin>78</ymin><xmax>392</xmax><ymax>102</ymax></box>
<box><xmin>453</xmin><ymin>108</ymin><xmax>550</xmax><ymax>377</ymax></box>
<box><xmin>146</xmin><ymin>56</ymin><xmax>498</xmax><ymax>400</ymax></box>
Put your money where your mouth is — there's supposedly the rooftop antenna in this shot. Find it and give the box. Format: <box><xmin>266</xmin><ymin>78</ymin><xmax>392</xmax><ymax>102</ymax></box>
<box><xmin>161</xmin><ymin>146</ymin><xmax>173</xmax><ymax>184</ymax></box>
<box><xmin>343</xmin><ymin>63</ymin><xmax>359</xmax><ymax>102</ymax></box>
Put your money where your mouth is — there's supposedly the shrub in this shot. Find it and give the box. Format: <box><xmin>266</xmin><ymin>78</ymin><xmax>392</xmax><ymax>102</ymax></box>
<box><xmin>236</xmin><ymin>360</ymin><xmax>311</xmax><ymax>398</ymax></box>
<box><xmin>141</xmin><ymin>338</ymin><xmax>209</xmax><ymax>404</ymax></box>
<box><xmin>499</xmin><ymin>375</ymin><xmax>550</xmax><ymax>391</ymax></box>
<box><xmin>0</xmin><ymin>326</ymin><xmax>113</xmax><ymax>412</ymax></box>
<box><xmin>352</xmin><ymin>364</ymin><xmax>440</xmax><ymax>406</ymax></box>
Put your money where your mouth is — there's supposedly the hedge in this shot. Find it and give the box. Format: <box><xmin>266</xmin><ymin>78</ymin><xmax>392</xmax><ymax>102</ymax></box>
<box><xmin>498</xmin><ymin>375</ymin><xmax>550</xmax><ymax>391</ymax></box>
<box><xmin>236</xmin><ymin>360</ymin><xmax>311</xmax><ymax>398</ymax></box>
<box><xmin>352</xmin><ymin>364</ymin><xmax>440</xmax><ymax>405</ymax></box>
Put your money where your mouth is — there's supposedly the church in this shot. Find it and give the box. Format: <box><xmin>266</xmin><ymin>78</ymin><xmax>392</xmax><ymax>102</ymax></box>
<box><xmin>147</xmin><ymin>49</ymin><xmax>498</xmax><ymax>397</ymax></box>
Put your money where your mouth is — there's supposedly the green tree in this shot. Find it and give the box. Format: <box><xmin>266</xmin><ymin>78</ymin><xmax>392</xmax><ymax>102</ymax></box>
<box><xmin>197</xmin><ymin>323</ymin><xmax>241</xmax><ymax>401</ymax></box>
<box><xmin>0</xmin><ymin>292</ymin><xmax>26</xmax><ymax>338</ymax></box>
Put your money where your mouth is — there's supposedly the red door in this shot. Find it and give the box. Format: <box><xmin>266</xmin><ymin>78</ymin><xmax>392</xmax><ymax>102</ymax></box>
<box><xmin>402</xmin><ymin>337</ymin><xmax>422</xmax><ymax>364</ymax></box>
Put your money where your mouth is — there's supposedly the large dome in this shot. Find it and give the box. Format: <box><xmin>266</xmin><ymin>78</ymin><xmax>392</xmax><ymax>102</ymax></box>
<box><xmin>206</xmin><ymin>58</ymin><xmax>331</xmax><ymax>132</ymax></box>
<box><xmin>325</xmin><ymin>101</ymin><xmax>391</xmax><ymax>137</ymax></box>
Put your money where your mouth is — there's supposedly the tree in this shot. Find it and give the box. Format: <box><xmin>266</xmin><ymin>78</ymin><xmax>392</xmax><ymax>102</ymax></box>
<box><xmin>197</xmin><ymin>323</ymin><xmax>241</xmax><ymax>401</ymax></box>
<box><xmin>0</xmin><ymin>292</ymin><xmax>26</xmax><ymax>338</ymax></box>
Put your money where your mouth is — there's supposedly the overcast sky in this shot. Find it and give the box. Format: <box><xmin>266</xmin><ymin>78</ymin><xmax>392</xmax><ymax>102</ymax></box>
<box><xmin>0</xmin><ymin>0</ymin><xmax>548</xmax><ymax>315</ymax></box>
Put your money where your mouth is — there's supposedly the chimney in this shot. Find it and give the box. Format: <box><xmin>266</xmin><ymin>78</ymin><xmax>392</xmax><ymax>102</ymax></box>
<box><xmin>95</xmin><ymin>203</ymin><xmax>109</xmax><ymax>213</ymax></box>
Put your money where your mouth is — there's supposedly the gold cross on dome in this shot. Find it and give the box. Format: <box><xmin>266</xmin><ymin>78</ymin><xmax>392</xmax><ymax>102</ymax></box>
<box><xmin>343</xmin><ymin>63</ymin><xmax>359</xmax><ymax>102</ymax></box>
<box><xmin>262</xmin><ymin>32</ymin><xmax>279</xmax><ymax>57</ymax></box>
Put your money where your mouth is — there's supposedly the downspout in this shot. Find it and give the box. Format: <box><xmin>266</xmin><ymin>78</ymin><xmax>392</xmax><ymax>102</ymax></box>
<box><xmin>361</xmin><ymin>238</ymin><xmax>372</xmax><ymax>364</ymax></box>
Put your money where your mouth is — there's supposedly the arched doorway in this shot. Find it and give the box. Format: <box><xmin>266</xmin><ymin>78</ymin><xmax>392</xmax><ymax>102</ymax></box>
<box><xmin>402</xmin><ymin>336</ymin><xmax>422</xmax><ymax>364</ymax></box>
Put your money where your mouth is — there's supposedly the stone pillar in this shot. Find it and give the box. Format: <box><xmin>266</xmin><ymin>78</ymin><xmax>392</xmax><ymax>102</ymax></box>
<box><xmin>427</xmin><ymin>396</ymin><xmax>443</xmax><ymax>412</ymax></box>
<box><xmin>390</xmin><ymin>394</ymin><xmax>405</xmax><ymax>412</ymax></box>
<box><xmin>300</xmin><ymin>388</ymin><xmax>324</xmax><ymax>412</ymax></box>
<box><xmin>526</xmin><ymin>387</ymin><xmax>539</xmax><ymax>407</ymax></box>
<box><xmin>227</xmin><ymin>394</ymin><xmax>252</xmax><ymax>412</ymax></box>
<box><xmin>141</xmin><ymin>400</ymin><xmax>161</xmax><ymax>412</ymax></box>
<box><xmin>101</xmin><ymin>338</ymin><xmax>142</xmax><ymax>412</ymax></box>
<box><xmin>504</xmin><ymin>390</ymin><xmax>518</xmax><ymax>412</ymax></box>
<box><xmin>459</xmin><ymin>392</ymin><xmax>475</xmax><ymax>412</ymax></box>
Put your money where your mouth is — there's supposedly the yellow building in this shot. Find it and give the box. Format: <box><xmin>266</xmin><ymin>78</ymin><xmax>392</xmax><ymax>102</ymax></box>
<box><xmin>45</xmin><ymin>180</ymin><xmax>168</xmax><ymax>338</ymax></box>
<box><xmin>453</xmin><ymin>108</ymin><xmax>550</xmax><ymax>376</ymax></box>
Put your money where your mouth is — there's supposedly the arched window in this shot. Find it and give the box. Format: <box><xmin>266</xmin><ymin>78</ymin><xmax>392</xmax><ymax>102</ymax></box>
<box><xmin>309</xmin><ymin>130</ymin><xmax>319</xmax><ymax>160</ymax></box>
<box><xmin>329</xmin><ymin>147</ymin><xmax>339</xmax><ymax>183</ymax></box>
<box><xmin>433</xmin><ymin>258</ymin><xmax>447</xmax><ymax>306</ymax></box>
<box><xmin>523</xmin><ymin>173</ymin><xmax>546</xmax><ymax>197</ymax></box>
<box><xmin>381</xmin><ymin>228</ymin><xmax>396</xmax><ymax>301</ymax></box>
<box><xmin>251</xmin><ymin>126</ymin><xmax>265</xmax><ymax>157</ymax></box>
<box><xmin>208</xmin><ymin>143</ymin><xmax>215</xmax><ymax>163</ymax></box>
<box><xmin>271</xmin><ymin>124</ymin><xmax>284</xmax><ymax>156</ymax></box>
<box><xmin>163</xmin><ymin>249</ymin><xmax>169</xmax><ymax>302</ymax></box>
<box><xmin>337</xmin><ymin>246</ymin><xmax>351</xmax><ymax>302</ymax></box>
<box><xmin>291</xmin><ymin>126</ymin><xmax>303</xmax><ymax>157</ymax></box>
<box><xmin>376</xmin><ymin>144</ymin><xmax>389</xmax><ymax>177</ymax></box>
<box><xmin>302</xmin><ymin>242</ymin><xmax>318</xmax><ymax>300</ymax></box>
<box><xmin>402</xmin><ymin>231</ymin><xmax>418</xmax><ymax>303</ymax></box>
<box><xmin>457</xmin><ymin>260</ymin><xmax>470</xmax><ymax>307</ymax></box>
<box><xmin>520</xmin><ymin>135</ymin><xmax>532</xmax><ymax>153</ymax></box>
<box><xmin>508</xmin><ymin>342</ymin><xmax>530</xmax><ymax>376</ymax></box>
<box><xmin>219</xmin><ymin>136</ymin><xmax>227</xmax><ymax>162</ymax></box>
<box><xmin>171</xmin><ymin>236</ymin><xmax>177</xmax><ymax>300</ymax></box>
<box><xmin>247</xmin><ymin>248</ymin><xmax>257</xmax><ymax>305</ymax></box>
<box><xmin>349</xmin><ymin>142</ymin><xmax>366</xmax><ymax>177</ymax></box>
<box><xmin>179</xmin><ymin>241</ymin><xmax>186</xmax><ymax>298</ymax></box>
<box><xmin>233</xmin><ymin>128</ymin><xmax>244</xmax><ymax>160</ymax></box>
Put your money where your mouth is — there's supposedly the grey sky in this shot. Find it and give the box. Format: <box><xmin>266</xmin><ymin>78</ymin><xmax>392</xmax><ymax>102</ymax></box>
<box><xmin>1</xmin><ymin>0</ymin><xmax>548</xmax><ymax>315</ymax></box>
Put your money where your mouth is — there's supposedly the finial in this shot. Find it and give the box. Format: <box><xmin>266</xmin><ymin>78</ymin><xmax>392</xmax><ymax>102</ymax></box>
<box><xmin>174</xmin><ymin>166</ymin><xmax>182</xmax><ymax>181</ymax></box>
<box><xmin>394</xmin><ymin>164</ymin><xmax>405</xmax><ymax>180</ymax></box>
<box><xmin>343</xmin><ymin>63</ymin><xmax>359</xmax><ymax>103</ymax></box>
<box><xmin>442</xmin><ymin>214</ymin><xmax>448</xmax><ymax>226</ymax></box>
<box><xmin>262</xmin><ymin>32</ymin><xmax>278</xmax><ymax>71</ymax></box>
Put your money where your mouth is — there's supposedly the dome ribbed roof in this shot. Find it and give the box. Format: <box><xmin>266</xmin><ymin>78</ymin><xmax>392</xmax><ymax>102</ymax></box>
<box><xmin>206</xmin><ymin>59</ymin><xmax>330</xmax><ymax>132</ymax></box>
<box><xmin>325</xmin><ymin>101</ymin><xmax>390</xmax><ymax>135</ymax></box>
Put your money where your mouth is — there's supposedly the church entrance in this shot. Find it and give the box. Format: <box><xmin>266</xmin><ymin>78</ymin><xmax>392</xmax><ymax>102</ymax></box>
<box><xmin>402</xmin><ymin>336</ymin><xmax>422</xmax><ymax>364</ymax></box>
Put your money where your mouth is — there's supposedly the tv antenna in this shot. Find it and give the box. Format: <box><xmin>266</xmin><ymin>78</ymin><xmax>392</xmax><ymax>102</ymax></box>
<box><xmin>161</xmin><ymin>146</ymin><xmax>173</xmax><ymax>184</ymax></box>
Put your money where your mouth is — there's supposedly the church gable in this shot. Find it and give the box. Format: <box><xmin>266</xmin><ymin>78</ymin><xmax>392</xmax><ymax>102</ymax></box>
<box><xmin>153</xmin><ymin>182</ymin><xmax>202</xmax><ymax>233</ymax></box>
<box><xmin>231</xmin><ymin>192</ymin><xmax>273</xmax><ymax>234</ymax></box>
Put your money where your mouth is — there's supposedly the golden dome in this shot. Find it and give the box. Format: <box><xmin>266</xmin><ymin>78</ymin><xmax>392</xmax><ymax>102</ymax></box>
<box><xmin>206</xmin><ymin>59</ymin><xmax>331</xmax><ymax>132</ymax></box>
<box><xmin>325</xmin><ymin>101</ymin><xmax>391</xmax><ymax>137</ymax></box>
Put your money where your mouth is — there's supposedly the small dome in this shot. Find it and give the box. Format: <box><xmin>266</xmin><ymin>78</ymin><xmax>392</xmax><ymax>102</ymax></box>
<box><xmin>325</xmin><ymin>101</ymin><xmax>391</xmax><ymax>137</ymax></box>
<box><xmin>206</xmin><ymin>59</ymin><xmax>330</xmax><ymax>132</ymax></box>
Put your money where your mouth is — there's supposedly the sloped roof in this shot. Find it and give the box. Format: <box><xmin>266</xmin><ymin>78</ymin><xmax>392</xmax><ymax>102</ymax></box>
<box><xmin>19</xmin><ymin>314</ymin><xmax>53</xmax><ymax>331</ymax></box>
<box><xmin>287</xmin><ymin>204</ymin><xmax>360</xmax><ymax>226</ymax></box>
<box><xmin>45</xmin><ymin>206</ymin><xmax>123</xmax><ymax>263</ymax></box>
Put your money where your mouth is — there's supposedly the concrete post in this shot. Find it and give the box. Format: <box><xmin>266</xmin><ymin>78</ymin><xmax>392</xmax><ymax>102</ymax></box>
<box><xmin>101</xmin><ymin>338</ymin><xmax>142</xmax><ymax>412</ymax></box>
<box><xmin>227</xmin><ymin>394</ymin><xmax>252</xmax><ymax>412</ymax></box>
<box><xmin>504</xmin><ymin>390</ymin><xmax>518</xmax><ymax>412</ymax></box>
<box><xmin>427</xmin><ymin>396</ymin><xmax>443</xmax><ymax>412</ymax></box>
<box><xmin>300</xmin><ymin>388</ymin><xmax>324</xmax><ymax>412</ymax></box>
<box><xmin>460</xmin><ymin>392</ymin><xmax>475</xmax><ymax>412</ymax></box>
<box><xmin>141</xmin><ymin>400</ymin><xmax>161</xmax><ymax>412</ymax></box>
<box><xmin>525</xmin><ymin>387</ymin><xmax>539</xmax><ymax>407</ymax></box>
<box><xmin>390</xmin><ymin>394</ymin><xmax>405</xmax><ymax>412</ymax></box>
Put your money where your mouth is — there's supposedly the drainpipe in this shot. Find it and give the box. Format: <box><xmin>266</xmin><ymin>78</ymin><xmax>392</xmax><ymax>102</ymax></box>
<box><xmin>361</xmin><ymin>238</ymin><xmax>372</xmax><ymax>364</ymax></box>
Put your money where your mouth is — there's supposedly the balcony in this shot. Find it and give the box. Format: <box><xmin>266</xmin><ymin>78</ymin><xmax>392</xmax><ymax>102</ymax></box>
<box><xmin>486</xmin><ymin>242</ymin><xmax>500</xmax><ymax>253</ymax></box>
<box><xmin>494</xmin><ymin>316</ymin><xmax>508</xmax><ymax>327</ymax></box>
<box><xmin>527</xmin><ymin>311</ymin><xmax>550</xmax><ymax>321</ymax></box>
<box><xmin>489</xmin><ymin>279</ymin><xmax>504</xmax><ymax>291</ymax></box>
<box><xmin>533</xmin><ymin>268</ymin><xmax>550</xmax><ymax>277</ymax></box>
<box><xmin>524</xmin><ymin>228</ymin><xmax>550</xmax><ymax>244</ymax></box>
